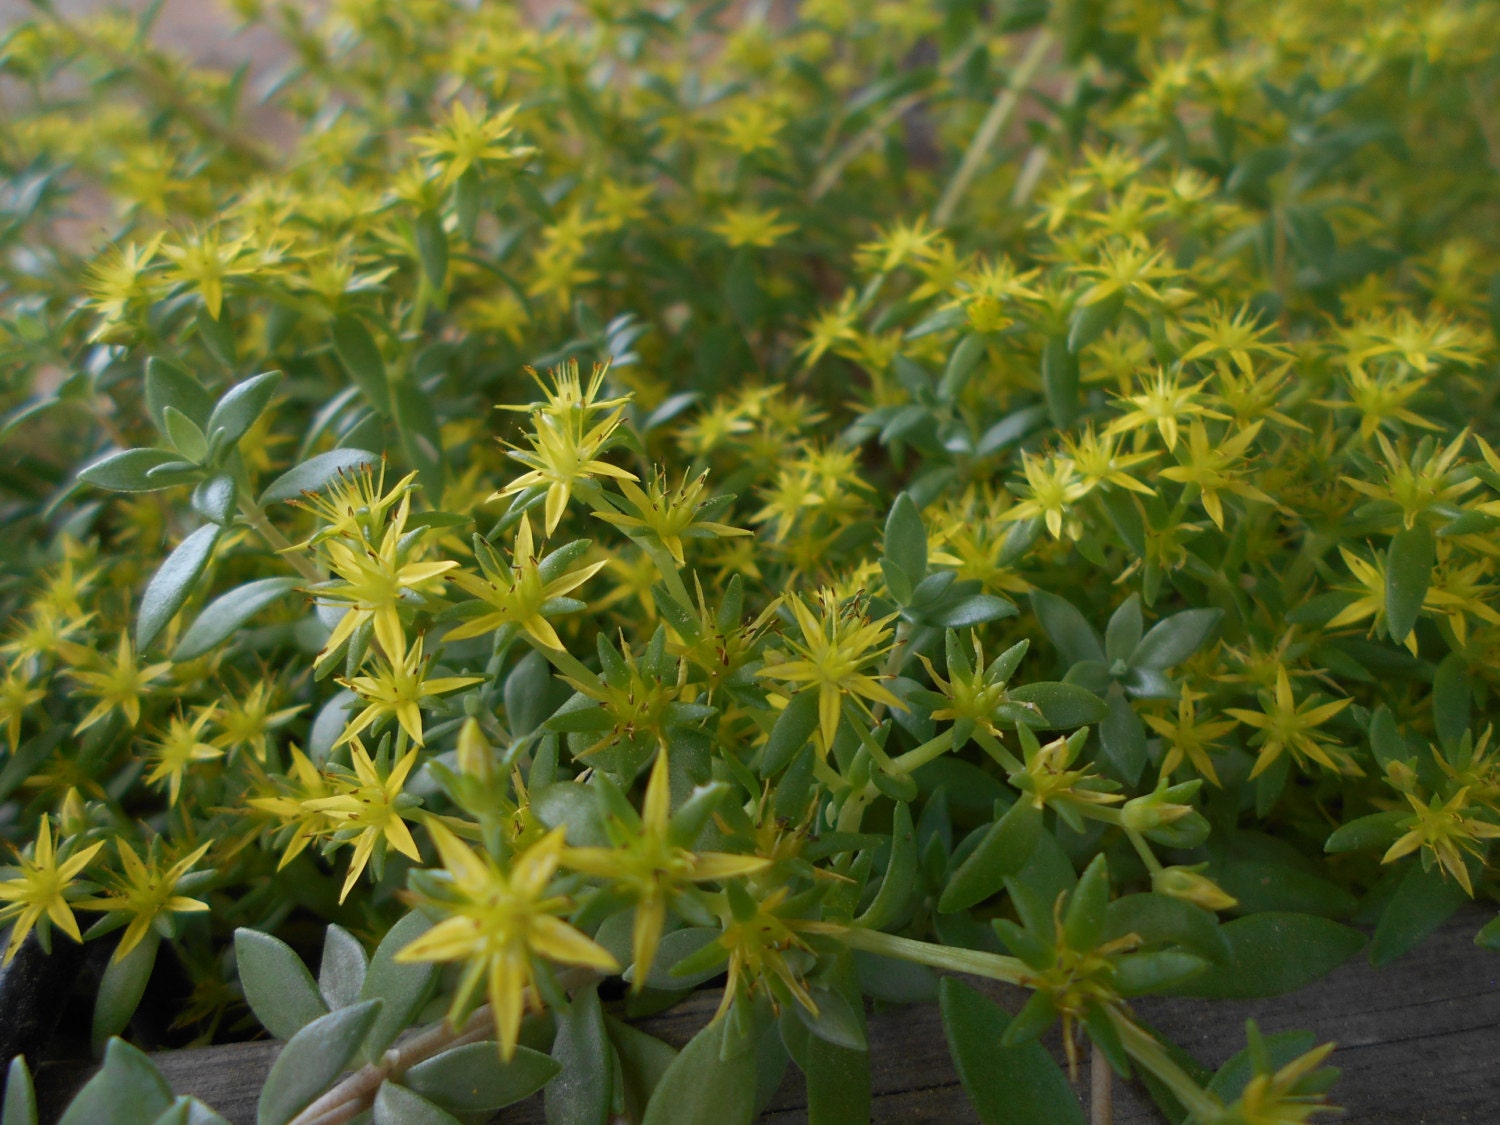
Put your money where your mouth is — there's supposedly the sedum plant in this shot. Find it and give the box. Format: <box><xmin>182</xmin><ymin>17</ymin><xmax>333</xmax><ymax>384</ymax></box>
<box><xmin>2</xmin><ymin>0</ymin><xmax>1500</xmax><ymax>1122</ymax></box>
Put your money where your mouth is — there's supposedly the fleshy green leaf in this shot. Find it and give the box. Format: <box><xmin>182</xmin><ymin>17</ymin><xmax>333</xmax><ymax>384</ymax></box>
<box><xmin>1099</xmin><ymin>684</ymin><xmax>1147</xmax><ymax>784</ymax></box>
<box><xmin>760</xmin><ymin>689</ymin><xmax>821</xmax><ymax>776</ymax></box>
<box><xmin>939</xmin><ymin>800</ymin><xmax>1042</xmax><ymax>914</ymax></box>
<box><xmin>78</xmin><ymin>448</ymin><xmax>195</xmax><ymax>493</ymax></box>
<box><xmin>405</xmin><ymin>1042</ymin><xmax>560</xmax><ymax>1113</ymax></box>
<box><xmin>3</xmin><ymin>1057</ymin><xmax>37</xmax><ymax>1125</ymax></box>
<box><xmin>938</xmin><ymin>332</ymin><xmax>986</xmax><ymax>400</ymax></box>
<box><xmin>1370</xmin><ymin>861</ymin><xmax>1469</xmax><ymax>967</ymax></box>
<box><xmin>641</xmin><ymin>1017</ymin><xmax>756</xmax><ymax>1125</ymax></box>
<box><xmin>1130</xmin><ymin>608</ymin><xmax>1223</xmax><ymax>670</ymax></box>
<box><xmin>190</xmin><ymin>474</ymin><xmax>237</xmax><ymax>525</ymax></box>
<box><xmin>1431</xmin><ymin>651</ymin><xmax>1470</xmax><ymax>750</ymax></box>
<box><xmin>173</xmin><ymin>576</ymin><xmax>300</xmax><ymax>661</ymax></box>
<box><xmin>805</xmin><ymin>1027</ymin><xmax>871</xmax><ymax>1125</ymax></box>
<box><xmin>332</xmin><ymin>314</ymin><xmax>392</xmax><ymax>416</ymax></box>
<box><xmin>359</xmin><ymin>911</ymin><xmax>439</xmax><ymax>1057</ymax></box>
<box><xmin>1161</xmin><ymin>913</ymin><xmax>1365</xmax><ymax>999</ymax></box>
<box><xmin>162</xmin><ymin>406</ymin><xmax>209</xmax><ymax>464</ymax></box>
<box><xmin>1042</xmin><ymin>335</ymin><xmax>1081</xmax><ymax>428</ymax></box>
<box><xmin>1385</xmin><ymin>524</ymin><xmax>1434</xmax><ymax>643</ymax></box>
<box><xmin>145</xmin><ymin>357</ymin><xmax>215</xmax><ymax>432</ymax></box>
<box><xmin>1324</xmin><ymin>810</ymin><xmax>1407</xmax><ymax>854</ymax></box>
<box><xmin>1475</xmin><ymin>912</ymin><xmax>1500</xmax><ymax>951</ymax></box>
<box><xmin>206</xmin><ymin>370</ymin><xmax>282</xmax><ymax>448</ymax></box>
<box><xmin>257</xmin><ymin>1000</ymin><xmax>382</xmax><ymax>1125</ymax></box>
<box><xmin>235</xmin><ymin>928</ymin><xmax>330</xmax><ymax>1042</ymax></box>
<box><xmin>924</xmin><ymin>593</ymin><xmax>1017</xmax><ymax>628</ymax></box>
<box><xmin>373</xmin><ymin>1082</ymin><xmax>461</xmax><ymax>1125</ymax></box>
<box><xmin>1067</xmin><ymin>290</ymin><xmax>1125</xmax><ymax>353</ymax></box>
<box><xmin>1007</xmin><ymin>681</ymin><xmax>1108</xmax><ymax>729</ymax></box>
<box><xmin>414</xmin><ymin>208</ymin><xmax>449</xmax><ymax>289</ymax></box>
<box><xmin>137</xmin><ymin>525</ymin><xmax>223</xmax><ymax>651</ymax></box>
<box><xmin>883</xmin><ymin>492</ymin><xmax>927</xmax><ymax>598</ymax></box>
<box><xmin>318</xmin><ymin>925</ymin><xmax>369</xmax><ymax>1011</ymax></box>
<box><xmin>1103</xmin><ymin>894</ymin><xmax>1231</xmax><ymax>966</ymax></box>
<box><xmin>259</xmin><ymin>448</ymin><xmax>381</xmax><ymax>505</ymax></box>
<box><xmin>939</xmin><ymin>978</ymin><xmax>1086</xmax><ymax>1125</ymax></box>
<box><xmin>1030</xmin><ymin>590</ymin><xmax>1105</xmax><ymax>666</ymax></box>
<box><xmin>796</xmin><ymin>986</ymin><xmax>868</xmax><ymax>1053</ymax></box>
<box><xmin>59</xmin><ymin>1040</ymin><xmax>173</xmax><ymax>1125</ymax></box>
<box><xmin>607</xmin><ymin>1017</ymin><xmax>677</xmax><ymax>1123</ymax></box>
<box><xmin>546</xmin><ymin>984</ymin><xmax>611</xmax><ymax>1125</ymax></box>
<box><xmin>854</xmin><ymin>799</ymin><xmax>918</xmax><ymax>931</ymax></box>
<box><xmin>93</xmin><ymin>933</ymin><xmax>160</xmax><ymax>1054</ymax></box>
<box><xmin>1104</xmin><ymin>595</ymin><xmax>1143</xmax><ymax>664</ymax></box>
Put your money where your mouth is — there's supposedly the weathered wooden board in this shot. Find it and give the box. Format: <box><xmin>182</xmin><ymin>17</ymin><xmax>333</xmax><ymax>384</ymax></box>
<box><xmin>35</xmin><ymin>907</ymin><xmax>1500</xmax><ymax>1124</ymax></box>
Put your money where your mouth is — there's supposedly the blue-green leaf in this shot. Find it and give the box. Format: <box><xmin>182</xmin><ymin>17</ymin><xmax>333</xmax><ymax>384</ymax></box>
<box><xmin>3</xmin><ymin>1057</ymin><xmax>36</xmax><ymax>1125</ymax></box>
<box><xmin>1385</xmin><ymin>525</ymin><xmax>1433</xmax><ymax>643</ymax></box>
<box><xmin>79</xmin><ymin>448</ymin><xmax>194</xmax><ymax>493</ymax></box>
<box><xmin>92</xmin><ymin>933</ymin><xmax>160</xmax><ymax>1054</ymax></box>
<box><xmin>235</xmin><ymin>928</ymin><xmax>329</xmax><ymax>1042</ymax></box>
<box><xmin>59</xmin><ymin>1040</ymin><xmax>173</xmax><ymax>1125</ymax></box>
<box><xmin>333</xmin><ymin>315</ymin><xmax>391</xmax><ymax>416</ymax></box>
<box><xmin>641</xmin><ymin>1017</ymin><xmax>756</xmax><ymax>1125</ymax></box>
<box><xmin>257</xmin><ymin>1001</ymin><xmax>382</xmax><ymax>1125</ymax></box>
<box><xmin>1161</xmin><ymin>913</ymin><xmax>1365</xmax><ymax>999</ymax></box>
<box><xmin>318</xmin><ymin>925</ymin><xmax>368</xmax><ymax>1011</ymax></box>
<box><xmin>405</xmin><ymin>1042</ymin><xmax>560</xmax><ymax>1113</ymax></box>
<box><xmin>1030</xmin><ymin>590</ymin><xmax>1105</xmax><ymax>666</ymax></box>
<box><xmin>939</xmin><ymin>978</ymin><xmax>1086</xmax><ymax>1125</ymax></box>
<box><xmin>1131</xmin><ymin>608</ymin><xmax>1223</xmax><ymax>670</ymax></box>
<box><xmin>206</xmin><ymin>371</ymin><xmax>283</xmax><ymax>448</ymax></box>
<box><xmin>373</xmin><ymin>1083</ymin><xmax>460</xmax><ymax>1125</ymax></box>
<box><xmin>173</xmin><ymin>577</ymin><xmax>301</xmax><ymax>661</ymax></box>
<box><xmin>546</xmin><ymin>984</ymin><xmax>611</xmax><ymax>1125</ymax></box>
<box><xmin>137</xmin><ymin>525</ymin><xmax>223</xmax><ymax>651</ymax></box>
<box><xmin>359</xmin><ymin>911</ymin><xmax>439</xmax><ymax>1058</ymax></box>
<box><xmin>259</xmin><ymin>449</ymin><xmax>381</xmax><ymax>505</ymax></box>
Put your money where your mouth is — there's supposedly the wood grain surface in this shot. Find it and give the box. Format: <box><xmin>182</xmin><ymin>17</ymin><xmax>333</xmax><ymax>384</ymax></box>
<box><xmin>34</xmin><ymin>906</ymin><xmax>1500</xmax><ymax>1124</ymax></box>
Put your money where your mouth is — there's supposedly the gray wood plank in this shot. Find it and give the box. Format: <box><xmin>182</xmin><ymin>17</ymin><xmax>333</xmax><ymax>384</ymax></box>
<box><xmin>34</xmin><ymin>907</ymin><xmax>1500</xmax><ymax>1124</ymax></box>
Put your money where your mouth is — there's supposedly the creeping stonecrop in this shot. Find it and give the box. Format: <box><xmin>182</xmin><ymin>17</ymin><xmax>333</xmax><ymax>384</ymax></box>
<box><xmin>2</xmin><ymin>0</ymin><xmax>1500</xmax><ymax>1122</ymax></box>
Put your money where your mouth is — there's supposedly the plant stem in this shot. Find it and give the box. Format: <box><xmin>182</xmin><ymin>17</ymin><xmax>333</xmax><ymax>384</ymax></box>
<box><xmin>290</xmin><ymin>967</ymin><xmax>601</xmax><ymax>1125</ymax></box>
<box><xmin>1091</xmin><ymin>1041</ymin><xmax>1115</xmax><ymax>1125</ymax></box>
<box><xmin>1124</xmin><ymin>826</ymin><xmax>1163</xmax><ymax>874</ymax></box>
<box><xmin>831</xmin><ymin>926</ymin><xmax>1030</xmax><ymax>985</ymax></box>
<box><xmin>288</xmin><ymin>1004</ymin><xmax>497</xmax><ymax>1125</ymax></box>
<box><xmin>239</xmin><ymin>498</ymin><xmax>324</xmax><ymax>583</ymax></box>
<box><xmin>1107</xmin><ymin>1007</ymin><xmax>1222</xmax><ymax>1123</ymax></box>
<box><xmin>891</xmin><ymin>728</ymin><xmax>955</xmax><ymax>774</ymax></box>
<box><xmin>837</xmin><ymin>727</ymin><xmax>955</xmax><ymax>833</ymax></box>
<box><xmin>811</xmin><ymin>92</ymin><xmax>929</xmax><ymax>202</ymax></box>
<box><xmin>932</xmin><ymin>30</ymin><xmax>1054</xmax><ymax>227</ymax></box>
<box><xmin>867</xmin><ymin>621</ymin><xmax>912</xmax><ymax>726</ymax></box>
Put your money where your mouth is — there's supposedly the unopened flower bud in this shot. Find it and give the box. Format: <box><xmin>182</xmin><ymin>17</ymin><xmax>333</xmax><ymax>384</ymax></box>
<box><xmin>59</xmin><ymin>788</ymin><xmax>89</xmax><ymax>837</ymax></box>
<box><xmin>1122</xmin><ymin>791</ymin><xmax>1195</xmax><ymax>832</ymax></box>
<box><xmin>457</xmin><ymin>717</ymin><xmax>495</xmax><ymax>782</ymax></box>
<box><xmin>1153</xmin><ymin>865</ymin><xmax>1237</xmax><ymax>912</ymax></box>
<box><xmin>1383</xmin><ymin>759</ymin><xmax>1418</xmax><ymax>793</ymax></box>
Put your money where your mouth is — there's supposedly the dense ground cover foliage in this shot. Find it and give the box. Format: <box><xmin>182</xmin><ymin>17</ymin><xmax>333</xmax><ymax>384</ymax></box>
<box><xmin>2</xmin><ymin>0</ymin><xmax>1500</xmax><ymax>1121</ymax></box>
